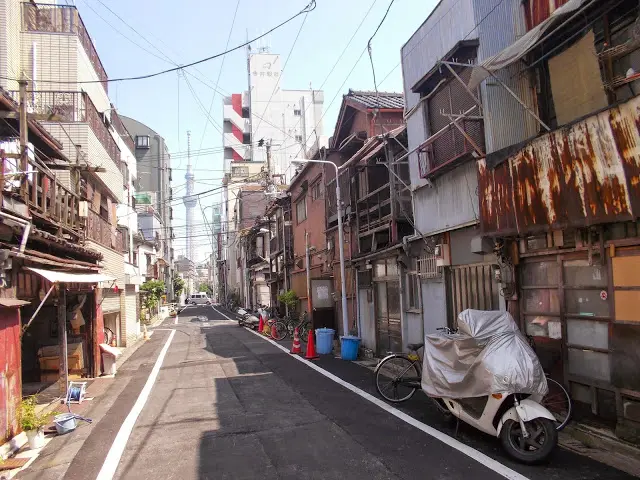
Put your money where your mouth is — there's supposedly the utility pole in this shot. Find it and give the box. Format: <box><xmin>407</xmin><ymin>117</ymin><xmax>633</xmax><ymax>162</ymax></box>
<box><xmin>305</xmin><ymin>231</ymin><xmax>312</xmax><ymax>326</ymax></box>
<box><xmin>265</xmin><ymin>140</ymin><xmax>272</xmax><ymax>189</ymax></box>
<box><xmin>18</xmin><ymin>79</ymin><xmax>28</xmax><ymax>199</ymax></box>
<box><xmin>281</xmin><ymin>205</ymin><xmax>289</xmax><ymax>317</ymax></box>
<box><xmin>57</xmin><ymin>283</ymin><xmax>68</xmax><ymax>398</ymax></box>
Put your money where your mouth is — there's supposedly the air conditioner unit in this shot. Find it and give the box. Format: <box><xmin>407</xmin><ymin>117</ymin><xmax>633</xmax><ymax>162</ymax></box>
<box><xmin>434</xmin><ymin>244</ymin><xmax>450</xmax><ymax>267</ymax></box>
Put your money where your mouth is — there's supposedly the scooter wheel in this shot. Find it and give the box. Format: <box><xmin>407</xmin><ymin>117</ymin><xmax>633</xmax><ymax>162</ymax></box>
<box><xmin>500</xmin><ymin>417</ymin><xmax>557</xmax><ymax>464</ymax></box>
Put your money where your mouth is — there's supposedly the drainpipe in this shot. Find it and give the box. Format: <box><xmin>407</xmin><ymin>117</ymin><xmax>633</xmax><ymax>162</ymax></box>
<box><xmin>32</xmin><ymin>42</ymin><xmax>37</xmax><ymax>103</ymax></box>
<box><xmin>0</xmin><ymin>212</ymin><xmax>31</xmax><ymax>253</ymax></box>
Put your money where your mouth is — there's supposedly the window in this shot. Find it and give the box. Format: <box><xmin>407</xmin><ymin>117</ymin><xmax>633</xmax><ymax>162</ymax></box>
<box><xmin>293</xmin><ymin>109</ymin><xmax>301</xmax><ymax>116</ymax></box>
<box><xmin>311</xmin><ymin>182</ymin><xmax>322</xmax><ymax>201</ymax></box>
<box><xmin>132</xmin><ymin>250</ymin><xmax>138</xmax><ymax>266</ymax></box>
<box><xmin>136</xmin><ymin>135</ymin><xmax>150</xmax><ymax>149</ymax></box>
<box><xmin>296</xmin><ymin>196</ymin><xmax>307</xmax><ymax>223</ymax></box>
<box><xmin>295</xmin><ymin>135</ymin><xmax>303</xmax><ymax>143</ymax></box>
<box><xmin>407</xmin><ymin>273</ymin><xmax>421</xmax><ymax>310</ymax></box>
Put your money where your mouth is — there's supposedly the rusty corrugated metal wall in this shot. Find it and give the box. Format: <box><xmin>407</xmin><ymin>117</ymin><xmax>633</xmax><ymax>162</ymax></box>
<box><xmin>525</xmin><ymin>0</ymin><xmax>571</xmax><ymax>29</ymax></box>
<box><xmin>479</xmin><ymin>94</ymin><xmax>640</xmax><ymax>235</ymax></box>
<box><xmin>1</xmin><ymin>307</ymin><xmax>21</xmax><ymax>443</ymax></box>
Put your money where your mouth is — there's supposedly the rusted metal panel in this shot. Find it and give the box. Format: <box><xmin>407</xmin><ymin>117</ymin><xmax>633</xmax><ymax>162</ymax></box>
<box><xmin>0</xmin><ymin>306</ymin><xmax>21</xmax><ymax>443</ymax></box>
<box><xmin>524</xmin><ymin>0</ymin><xmax>571</xmax><ymax>30</ymax></box>
<box><xmin>480</xmin><ymin>95</ymin><xmax>640</xmax><ymax>235</ymax></box>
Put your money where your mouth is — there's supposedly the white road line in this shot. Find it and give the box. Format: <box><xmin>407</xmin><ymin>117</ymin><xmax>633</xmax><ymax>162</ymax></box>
<box><xmin>96</xmin><ymin>329</ymin><xmax>176</xmax><ymax>480</ymax></box>
<box><xmin>211</xmin><ymin>305</ymin><xmax>234</xmax><ymax>321</ymax></box>
<box><xmin>174</xmin><ymin>315</ymin><xmax>179</xmax><ymax>325</ymax></box>
<box><xmin>246</xmin><ymin>328</ymin><xmax>529</xmax><ymax>480</ymax></box>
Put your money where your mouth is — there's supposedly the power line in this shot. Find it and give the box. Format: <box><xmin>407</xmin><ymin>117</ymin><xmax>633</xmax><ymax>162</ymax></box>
<box><xmin>196</xmin><ymin>0</ymin><xmax>241</xmax><ymax>169</ymax></box>
<box><xmin>252</xmin><ymin>8</ymin><xmax>311</xmax><ymax>134</ymax></box>
<box><xmin>1</xmin><ymin>1</ymin><xmax>317</xmax><ymax>86</ymax></box>
<box><xmin>278</xmin><ymin>0</ymin><xmax>378</xmax><ymax>156</ymax></box>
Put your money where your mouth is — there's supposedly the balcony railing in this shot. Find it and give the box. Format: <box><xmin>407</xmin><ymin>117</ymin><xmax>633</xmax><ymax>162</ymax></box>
<box><xmin>8</xmin><ymin>90</ymin><xmax>122</xmax><ymax>172</ymax></box>
<box><xmin>418</xmin><ymin>119</ymin><xmax>485</xmax><ymax>179</ymax></box>
<box><xmin>86</xmin><ymin>209</ymin><xmax>113</xmax><ymax>249</ymax></box>
<box><xmin>23</xmin><ymin>3</ymin><xmax>108</xmax><ymax>92</ymax></box>
<box><xmin>1</xmin><ymin>153</ymin><xmax>82</xmax><ymax>235</ymax></box>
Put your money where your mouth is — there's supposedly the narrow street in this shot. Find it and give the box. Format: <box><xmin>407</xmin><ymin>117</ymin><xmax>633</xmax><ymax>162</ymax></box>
<box><xmin>16</xmin><ymin>305</ymin><xmax>635</xmax><ymax>480</ymax></box>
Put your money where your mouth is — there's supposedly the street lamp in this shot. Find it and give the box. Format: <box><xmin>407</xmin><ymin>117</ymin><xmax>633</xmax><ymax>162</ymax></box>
<box><xmin>291</xmin><ymin>158</ymin><xmax>350</xmax><ymax>340</ymax></box>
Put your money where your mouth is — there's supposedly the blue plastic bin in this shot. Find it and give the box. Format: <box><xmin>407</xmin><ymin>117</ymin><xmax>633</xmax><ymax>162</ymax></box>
<box><xmin>315</xmin><ymin>328</ymin><xmax>335</xmax><ymax>354</ymax></box>
<box><xmin>340</xmin><ymin>336</ymin><xmax>361</xmax><ymax>361</ymax></box>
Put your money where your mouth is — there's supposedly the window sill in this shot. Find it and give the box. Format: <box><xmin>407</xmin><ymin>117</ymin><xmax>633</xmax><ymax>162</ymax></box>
<box><xmin>405</xmin><ymin>308</ymin><xmax>422</xmax><ymax>314</ymax></box>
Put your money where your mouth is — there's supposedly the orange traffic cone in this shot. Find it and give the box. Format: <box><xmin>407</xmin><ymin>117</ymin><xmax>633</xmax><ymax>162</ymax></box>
<box><xmin>270</xmin><ymin>320</ymin><xmax>279</xmax><ymax>340</ymax></box>
<box><xmin>305</xmin><ymin>329</ymin><xmax>318</xmax><ymax>360</ymax></box>
<box><xmin>290</xmin><ymin>328</ymin><xmax>302</xmax><ymax>354</ymax></box>
<box><xmin>258</xmin><ymin>314</ymin><xmax>264</xmax><ymax>333</ymax></box>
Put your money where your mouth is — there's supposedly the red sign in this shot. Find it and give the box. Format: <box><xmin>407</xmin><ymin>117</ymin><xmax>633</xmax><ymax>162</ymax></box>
<box><xmin>600</xmin><ymin>290</ymin><xmax>608</xmax><ymax>301</ymax></box>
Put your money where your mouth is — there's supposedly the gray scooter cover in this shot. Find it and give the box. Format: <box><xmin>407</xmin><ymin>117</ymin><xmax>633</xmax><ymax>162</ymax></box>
<box><xmin>421</xmin><ymin>309</ymin><xmax>548</xmax><ymax>398</ymax></box>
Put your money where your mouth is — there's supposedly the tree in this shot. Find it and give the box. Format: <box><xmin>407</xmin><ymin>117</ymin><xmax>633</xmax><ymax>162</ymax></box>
<box><xmin>277</xmin><ymin>290</ymin><xmax>299</xmax><ymax>312</ymax></box>
<box><xmin>173</xmin><ymin>274</ymin><xmax>185</xmax><ymax>297</ymax></box>
<box><xmin>198</xmin><ymin>284</ymin><xmax>212</xmax><ymax>295</ymax></box>
<box><xmin>140</xmin><ymin>280</ymin><xmax>165</xmax><ymax>322</ymax></box>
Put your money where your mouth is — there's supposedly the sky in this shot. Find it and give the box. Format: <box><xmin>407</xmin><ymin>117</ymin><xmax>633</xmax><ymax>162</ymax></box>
<box><xmin>75</xmin><ymin>0</ymin><xmax>438</xmax><ymax>262</ymax></box>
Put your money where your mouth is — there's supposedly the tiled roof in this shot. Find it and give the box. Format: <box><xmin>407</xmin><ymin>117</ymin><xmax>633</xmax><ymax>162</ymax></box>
<box><xmin>346</xmin><ymin>89</ymin><xmax>404</xmax><ymax>110</ymax></box>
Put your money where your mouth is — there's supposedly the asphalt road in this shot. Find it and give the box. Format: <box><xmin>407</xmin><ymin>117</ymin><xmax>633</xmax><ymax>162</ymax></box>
<box><xmin>22</xmin><ymin>305</ymin><xmax>636</xmax><ymax>480</ymax></box>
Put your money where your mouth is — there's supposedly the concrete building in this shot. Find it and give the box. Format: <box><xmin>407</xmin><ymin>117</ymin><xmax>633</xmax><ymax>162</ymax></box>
<box><xmin>120</xmin><ymin>116</ymin><xmax>174</xmax><ymax>299</ymax></box>
<box><xmin>0</xmin><ymin>0</ymin><xmax>142</xmax><ymax>346</ymax></box>
<box><xmin>221</xmin><ymin>50</ymin><xmax>324</xmax><ymax>303</ymax></box>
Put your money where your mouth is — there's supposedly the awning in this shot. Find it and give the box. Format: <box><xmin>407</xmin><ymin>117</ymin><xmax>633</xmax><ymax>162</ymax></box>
<box><xmin>27</xmin><ymin>267</ymin><xmax>115</xmax><ymax>283</ymax></box>
<box><xmin>468</xmin><ymin>0</ymin><xmax>590</xmax><ymax>90</ymax></box>
<box><xmin>0</xmin><ymin>298</ymin><xmax>30</xmax><ymax>307</ymax></box>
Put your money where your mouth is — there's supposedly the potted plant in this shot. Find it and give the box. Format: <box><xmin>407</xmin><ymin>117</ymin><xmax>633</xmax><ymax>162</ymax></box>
<box><xmin>20</xmin><ymin>396</ymin><xmax>50</xmax><ymax>449</ymax></box>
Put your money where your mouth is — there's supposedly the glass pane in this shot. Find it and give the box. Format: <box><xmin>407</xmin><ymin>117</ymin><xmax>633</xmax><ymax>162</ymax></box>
<box><xmin>525</xmin><ymin>315</ymin><xmax>562</xmax><ymax>339</ymax></box>
<box><xmin>567</xmin><ymin>319</ymin><xmax>608</xmax><ymax>349</ymax></box>
<box><xmin>565</xmin><ymin>289</ymin><xmax>610</xmax><ymax>317</ymax></box>
<box><xmin>387</xmin><ymin>282</ymin><xmax>401</xmax><ymax>316</ymax></box>
<box><xmin>568</xmin><ymin>348</ymin><xmax>610</xmax><ymax>382</ymax></box>
<box><xmin>521</xmin><ymin>261</ymin><xmax>559</xmax><ymax>286</ymax></box>
<box><xmin>523</xmin><ymin>289</ymin><xmax>560</xmax><ymax>313</ymax></box>
<box><xmin>564</xmin><ymin>261</ymin><xmax>607</xmax><ymax>287</ymax></box>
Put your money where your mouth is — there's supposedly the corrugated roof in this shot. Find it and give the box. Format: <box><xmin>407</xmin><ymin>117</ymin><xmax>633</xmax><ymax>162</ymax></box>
<box><xmin>346</xmin><ymin>89</ymin><xmax>404</xmax><ymax>110</ymax></box>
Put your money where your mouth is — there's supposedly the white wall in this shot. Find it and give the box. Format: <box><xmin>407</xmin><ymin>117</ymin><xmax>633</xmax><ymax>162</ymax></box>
<box><xmin>0</xmin><ymin>0</ymin><xmax>22</xmax><ymax>91</ymax></box>
<box><xmin>249</xmin><ymin>53</ymin><xmax>324</xmax><ymax>183</ymax></box>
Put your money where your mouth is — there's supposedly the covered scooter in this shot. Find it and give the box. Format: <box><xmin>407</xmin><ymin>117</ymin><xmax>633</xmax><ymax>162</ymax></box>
<box><xmin>421</xmin><ymin>310</ymin><xmax>557</xmax><ymax>464</ymax></box>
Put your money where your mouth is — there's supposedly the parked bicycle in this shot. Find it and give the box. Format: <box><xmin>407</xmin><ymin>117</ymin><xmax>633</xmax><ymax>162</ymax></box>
<box><xmin>103</xmin><ymin>327</ymin><xmax>114</xmax><ymax>346</ymax></box>
<box><xmin>374</xmin><ymin>326</ymin><xmax>572</xmax><ymax>431</ymax></box>
<box><xmin>271</xmin><ymin>312</ymin><xmax>311</xmax><ymax>342</ymax></box>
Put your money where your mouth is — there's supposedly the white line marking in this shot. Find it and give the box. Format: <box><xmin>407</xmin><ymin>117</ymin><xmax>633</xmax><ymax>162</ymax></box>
<box><xmin>246</xmin><ymin>328</ymin><xmax>529</xmax><ymax>480</ymax></box>
<box><xmin>96</xmin><ymin>329</ymin><xmax>176</xmax><ymax>480</ymax></box>
<box><xmin>211</xmin><ymin>305</ymin><xmax>234</xmax><ymax>321</ymax></box>
<box><xmin>174</xmin><ymin>315</ymin><xmax>179</xmax><ymax>325</ymax></box>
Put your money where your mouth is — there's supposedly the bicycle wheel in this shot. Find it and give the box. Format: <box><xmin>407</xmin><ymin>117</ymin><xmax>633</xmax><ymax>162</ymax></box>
<box><xmin>272</xmin><ymin>321</ymin><xmax>288</xmax><ymax>341</ymax></box>
<box><xmin>299</xmin><ymin>323</ymin><xmax>311</xmax><ymax>343</ymax></box>
<box><xmin>375</xmin><ymin>355</ymin><xmax>420</xmax><ymax>403</ymax></box>
<box><xmin>541</xmin><ymin>376</ymin><xmax>572</xmax><ymax>431</ymax></box>
<box><xmin>104</xmin><ymin>327</ymin><xmax>114</xmax><ymax>345</ymax></box>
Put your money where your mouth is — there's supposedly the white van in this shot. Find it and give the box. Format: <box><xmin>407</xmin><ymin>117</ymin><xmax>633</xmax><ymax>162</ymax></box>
<box><xmin>189</xmin><ymin>293</ymin><xmax>211</xmax><ymax>305</ymax></box>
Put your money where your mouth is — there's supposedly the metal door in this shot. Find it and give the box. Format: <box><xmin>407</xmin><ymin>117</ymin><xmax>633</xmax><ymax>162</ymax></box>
<box><xmin>448</xmin><ymin>263</ymin><xmax>500</xmax><ymax>327</ymax></box>
<box><xmin>375</xmin><ymin>280</ymin><xmax>402</xmax><ymax>355</ymax></box>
